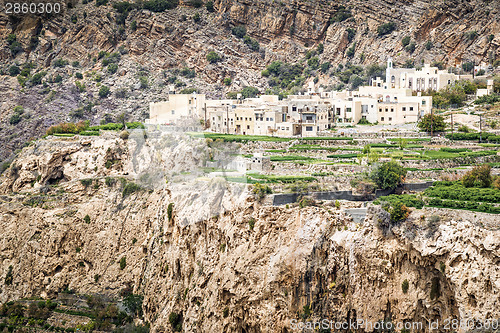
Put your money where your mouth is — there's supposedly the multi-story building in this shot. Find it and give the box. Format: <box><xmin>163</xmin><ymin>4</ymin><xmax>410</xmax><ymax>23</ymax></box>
<box><xmin>147</xmin><ymin>94</ymin><xmax>206</xmax><ymax>125</ymax></box>
<box><xmin>386</xmin><ymin>57</ymin><xmax>458</xmax><ymax>91</ymax></box>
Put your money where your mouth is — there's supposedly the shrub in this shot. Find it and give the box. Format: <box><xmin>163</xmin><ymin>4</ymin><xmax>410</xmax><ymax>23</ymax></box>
<box><xmin>168</xmin><ymin>312</ymin><xmax>182</xmax><ymax>332</ymax></box>
<box><xmin>84</xmin><ymin>214</ymin><xmax>91</xmax><ymax>223</ymax></box>
<box><xmin>107</xmin><ymin>63</ymin><xmax>118</xmax><ymax>74</ymax></box>
<box><xmin>425</xmin><ymin>40</ymin><xmax>433</xmax><ymax>50</ymax></box>
<box><xmin>142</xmin><ymin>0</ymin><xmax>179</xmax><ymax>12</ymax></box>
<box><xmin>115</xmin><ymin>88</ymin><xmax>128</xmax><ymax>98</ymax></box>
<box><xmin>206</xmin><ymin>0</ymin><xmax>214</xmax><ymax>12</ymax></box>
<box><xmin>252</xmin><ymin>183</ymin><xmax>272</xmax><ymax>200</ymax></box>
<box><xmin>193</xmin><ymin>13</ymin><xmax>201</xmax><ymax>22</ymax></box>
<box><xmin>223</xmin><ymin>77</ymin><xmax>232</xmax><ymax>86</ymax></box>
<box><xmin>346</xmin><ymin>28</ymin><xmax>356</xmax><ymax>42</ymax></box>
<box><xmin>139</xmin><ymin>76</ymin><xmax>148</xmax><ymax>89</ymax></box>
<box><xmin>53</xmin><ymin>58</ymin><xmax>69</xmax><ymax>67</ymax></box>
<box><xmin>167</xmin><ymin>203</ymin><xmax>174</xmax><ymax>221</ymax></box>
<box><xmin>388</xmin><ymin>201</ymin><xmax>411</xmax><ymax>223</ymax></box>
<box><xmin>402</xmin><ymin>279</ymin><xmax>409</xmax><ymax>294</ymax></box>
<box><xmin>122</xmin><ymin>182</ymin><xmax>141</xmax><ymax>197</ymax></box>
<box><xmin>462</xmin><ymin>164</ymin><xmax>492</xmax><ymax>188</ymax></box>
<box><xmin>8</xmin><ymin>65</ymin><xmax>20</xmax><ymax>76</ymax></box>
<box><xmin>9</xmin><ymin>113</ymin><xmax>22</xmax><ymax>125</ymax></box>
<box><xmin>401</xmin><ymin>36</ymin><xmax>410</xmax><ymax>47</ymax></box>
<box><xmin>243</xmin><ymin>35</ymin><xmax>259</xmax><ymax>51</ymax></box>
<box><xmin>231</xmin><ymin>25</ymin><xmax>246</xmax><ymax>39</ymax></box>
<box><xmin>405</xmin><ymin>42</ymin><xmax>416</xmax><ymax>53</ymax></box>
<box><xmin>440</xmin><ymin>262</ymin><xmax>446</xmax><ymax>273</ymax></box>
<box><xmin>130</xmin><ymin>20</ymin><xmax>137</xmax><ymax>31</ymax></box>
<box><xmin>119</xmin><ymin>257</ymin><xmax>126</xmax><ymax>270</ymax></box>
<box><xmin>4</xmin><ymin>265</ymin><xmax>13</xmax><ymax>285</ymax></box>
<box><xmin>320</xmin><ymin>62</ymin><xmax>331</xmax><ymax>73</ymax></box>
<box><xmin>223</xmin><ymin>307</ymin><xmax>229</xmax><ymax>318</ymax></box>
<box><xmin>180</xmin><ymin>67</ymin><xmax>196</xmax><ymax>78</ymax></box>
<box><xmin>30</xmin><ymin>71</ymin><xmax>46</xmax><ymax>85</ymax></box>
<box><xmin>465</xmin><ymin>30</ymin><xmax>478</xmax><ymax>41</ymax></box>
<box><xmin>248</xmin><ymin>218</ymin><xmax>255</xmax><ymax>230</ymax></box>
<box><xmin>331</xmin><ymin>6</ymin><xmax>352</xmax><ymax>22</ymax></box>
<box><xmin>119</xmin><ymin>130</ymin><xmax>129</xmax><ymax>140</ymax></box>
<box><xmin>377</xmin><ymin>22</ymin><xmax>396</xmax><ymax>36</ymax></box>
<box><xmin>370</xmin><ymin>161</ymin><xmax>407</xmax><ymax>190</ymax></box>
<box><xmin>99</xmin><ymin>85</ymin><xmax>111</xmax><ymax>98</ymax></box>
<box><xmin>75</xmin><ymin>81</ymin><xmax>85</xmax><ymax>92</ymax></box>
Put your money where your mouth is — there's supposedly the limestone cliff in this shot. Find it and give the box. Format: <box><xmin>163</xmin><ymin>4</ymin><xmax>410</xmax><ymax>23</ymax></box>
<box><xmin>0</xmin><ymin>133</ymin><xmax>498</xmax><ymax>332</ymax></box>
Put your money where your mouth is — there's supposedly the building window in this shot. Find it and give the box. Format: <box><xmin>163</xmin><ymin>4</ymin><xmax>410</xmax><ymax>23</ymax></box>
<box><xmin>171</xmin><ymin>110</ymin><xmax>175</xmax><ymax>115</ymax></box>
<box><xmin>306</xmin><ymin>126</ymin><xmax>313</xmax><ymax>131</ymax></box>
<box><xmin>346</xmin><ymin>108</ymin><xmax>352</xmax><ymax>113</ymax></box>
<box><xmin>306</xmin><ymin>116</ymin><xmax>313</xmax><ymax>120</ymax></box>
<box><xmin>402</xmin><ymin>107</ymin><xmax>406</xmax><ymax>111</ymax></box>
<box><xmin>385</xmin><ymin>108</ymin><xmax>388</xmax><ymax>112</ymax></box>
<box><xmin>391</xmin><ymin>108</ymin><xmax>394</xmax><ymax>112</ymax></box>
<box><xmin>410</xmin><ymin>107</ymin><xmax>414</xmax><ymax>111</ymax></box>
<box><xmin>266</xmin><ymin>118</ymin><xmax>269</xmax><ymax>121</ymax></box>
<box><xmin>247</xmin><ymin>125</ymin><xmax>250</xmax><ymax>129</ymax></box>
<box><xmin>422</xmin><ymin>100</ymin><xmax>426</xmax><ymax>105</ymax></box>
<box><xmin>388</xmin><ymin>117</ymin><xmax>392</xmax><ymax>121</ymax></box>
<box><xmin>379</xmin><ymin>108</ymin><xmax>382</xmax><ymax>112</ymax></box>
<box><xmin>381</xmin><ymin>117</ymin><xmax>384</xmax><ymax>121</ymax></box>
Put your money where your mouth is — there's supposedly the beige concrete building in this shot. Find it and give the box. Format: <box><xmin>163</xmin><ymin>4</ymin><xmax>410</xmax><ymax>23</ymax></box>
<box><xmin>147</xmin><ymin>94</ymin><xmax>206</xmax><ymax>125</ymax></box>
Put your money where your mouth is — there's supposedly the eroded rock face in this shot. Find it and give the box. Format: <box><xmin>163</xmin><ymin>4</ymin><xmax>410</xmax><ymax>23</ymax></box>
<box><xmin>0</xmin><ymin>135</ymin><xmax>498</xmax><ymax>332</ymax></box>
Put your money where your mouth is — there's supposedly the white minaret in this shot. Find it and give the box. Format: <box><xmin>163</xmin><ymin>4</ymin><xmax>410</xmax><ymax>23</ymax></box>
<box><xmin>386</xmin><ymin>56</ymin><xmax>393</xmax><ymax>85</ymax></box>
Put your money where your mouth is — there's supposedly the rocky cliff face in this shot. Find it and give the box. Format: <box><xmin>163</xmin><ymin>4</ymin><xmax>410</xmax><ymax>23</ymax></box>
<box><xmin>0</xmin><ymin>0</ymin><xmax>499</xmax><ymax>163</ymax></box>
<box><xmin>0</xmin><ymin>133</ymin><xmax>498</xmax><ymax>332</ymax></box>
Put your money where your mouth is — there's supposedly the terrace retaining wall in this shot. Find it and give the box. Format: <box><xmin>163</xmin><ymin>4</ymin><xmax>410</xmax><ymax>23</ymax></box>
<box><xmin>271</xmin><ymin>182</ymin><xmax>433</xmax><ymax>206</ymax></box>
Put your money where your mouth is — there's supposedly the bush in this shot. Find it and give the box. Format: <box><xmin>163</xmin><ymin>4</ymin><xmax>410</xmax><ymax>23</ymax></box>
<box><xmin>401</xmin><ymin>36</ymin><xmax>411</xmax><ymax>47</ymax></box>
<box><xmin>193</xmin><ymin>12</ymin><xmax>201</xmax><ymax>22</ymax></box>
<box><xmin>169</xmin><ymin>312</ymin><xmax>182</xmax><ymax>332</ymax></box>
<box><xmin>425</xmin><ymin>40</ymin><xmax>433</xmax><ymax>50</ymax></box>
<box><xmin>84</xmin><ymin>215</ymin><xmax>91</xmax><ymax>223</ymax></box>
<box><xmin>320</xmin><ymin>62</ymin><xmax>331</xmax><ymax>74</ymax></box>
<box><xmin>8</xmin><ymin>65</ymin><xmax>20</xmax><ymax>76</ymax></box>
<box><xmin>331</xmin><ymin>6</ymin><xmax>352</xmax><ymax>22</ymax></box>
<box><xmin>388</xmin><ymin>201</ymin><xmax>411</xmax><ymax>223</ymax></box>
<box><xmin>462</xmin><ymin>164</ymin><xmax>492</xmax><ymax>188</ymax></box>
<box><xmin>243</xmin><ymin>35</ymin><xmax>259</xmax><ymax>51</ymax></box>
<box><xmin>107</xmin><ymin>63</ymin><xmax>118</xmax><ymax>74</ymax></box>
<box><xmin>142</xmin><ymin>0</ymin><xmax>179</xmax><ymax>12</ymax></box>
<box><xmin>30</xmin><ymin>71</ymin><xmax>46</xmax><ymax>85</ymax></box>
<box><xmin>223</xmin><ymin>77</ymin><xmax>232</xmax><ymax>86</ymax></box>
<box><xmin>4</xmin><ymin>265</ymin><xmax>13</xmax><ymax>285</ymax></box>
<box><xmin>405</xmin><ymin>42</ymin><xmax>416</xmax><ymax>54</ymax></box>
<box><xmin>167</xmin><ymin>203</ymin><xmax>174</xmax><ymax>221</ymax></box>
<box><xmin>9</xmin><ymin>113</ymin><xmax>22</xmax><ymax>125</ymax></box>
<box><xmin>252</xmin><ymin>183</ymin><xmax>272</xmax><ymax>200</ymax></box>
<box><xmin>139</xmin><ymin>76</ymin><xmax>149</xmax><ymax>89</ymax></box>
<box><xmin>122</xmin><ymin>182</ymin><xmax>141</xmax><ymax>197</ymax></box>
<box><xmin>370</xmin><ymin>161</ymin><xmax>407</xmax><ymax>190</ymax></box>
<box><xmin>377</xmin><ymin>22</ymin><xmax>396</xmax><ymax>36</ymax></box>
<box><xmin>99</xmin><ymin>85</ymin><xmax>111</xmax><ymax>98</ymax></box>
<box><xmin>206</xmin><ymin>0</ymin><xmax>214</xmax><ymax>12</ymax></box>
<box><xmin>119</xmin><ymin>257</ymin><xmax>126</xmax><ymax>270</ymax></box>
<box><xmin>231</xmin><ymin>25</ymin><xmax>246</xmax><ymax>39</ymax></box>
<box><xmin>402</xmin><ymin>279</ymin><xmax>409</xmax><ymax>294</ymax></box>
<box><xmin>53</xmin><ymin>58</ymin><xmax>69</xmax><ymax>67</ymax></box>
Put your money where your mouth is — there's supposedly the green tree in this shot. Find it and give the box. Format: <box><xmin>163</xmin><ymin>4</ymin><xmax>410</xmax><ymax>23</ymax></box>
<box><xmin>417</xmin><ymin>114</ymin><xmax>446</xmax><ymax>132</ymax></box>
<box><xmin>370</xmin><ymin>161</ymin><xmax>407</xmax><ymax>190</ymax></box>
<box><xmin>223</xmin><ymin>77</ymin><xmax>232</xmax><ymax>86</ymax></box>
<box><xmin>401</xmin><ymin>36</ymin><xmax>411</xmax><ymax>47</ymax></box>
<box><xmin>206</xmin><ymin>1</ymin><xmax>214</xmax><ymax>12</ymax></box>
<box><xmin>240</xmin><ymin>86</ymin><xmax>260</xmax><ymax>98</ymax></box>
